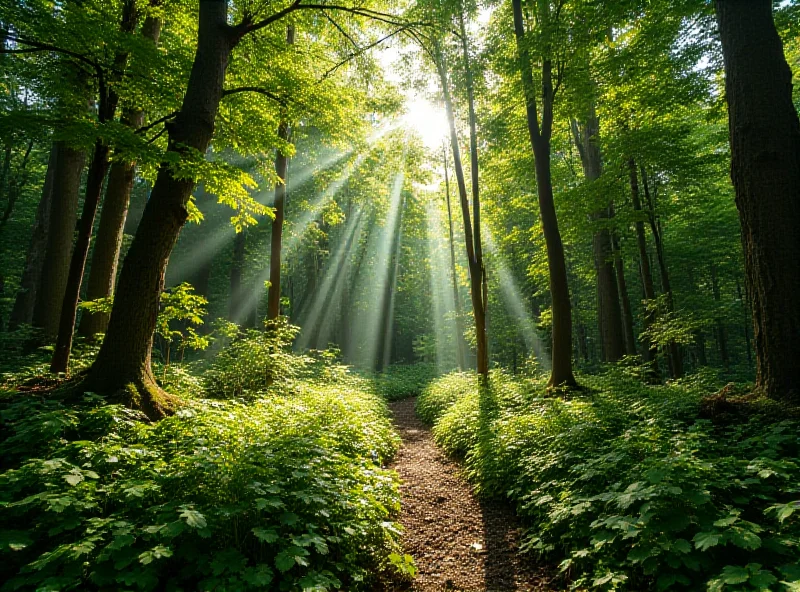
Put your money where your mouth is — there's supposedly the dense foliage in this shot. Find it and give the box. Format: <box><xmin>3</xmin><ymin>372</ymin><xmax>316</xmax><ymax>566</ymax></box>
<box><xmin>417</xmin><ymin>371</ymin><xmax>800</xmax><ymax>590</ymax></box>
<box><xmin>0</xmin><ymin>347</ymin><xmax>410</xmax><ymax>591</ymax></box>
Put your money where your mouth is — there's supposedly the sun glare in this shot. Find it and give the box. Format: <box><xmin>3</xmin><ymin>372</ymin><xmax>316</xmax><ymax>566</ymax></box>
<box><xmin>402</xmin><ymin>97</ymin><xmax>448</xmax><ymax>149</ymax></box>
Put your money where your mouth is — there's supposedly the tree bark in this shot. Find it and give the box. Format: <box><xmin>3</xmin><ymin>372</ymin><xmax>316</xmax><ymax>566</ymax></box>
<box><xmin>571</xmin><ymin>114</ymin><xmax>625</xmax><ymax>362</ymax></box>
<box><xmin>7</xmin><ymin>145</ymin><xmax>56</xmax><ymax>330</ymax></box>
<box><xmin>640</xmin><ymin>166</ymin><xmax>683</xmax><ymax>377</ymax></box>
<box><xmin>435</xmin><ymin>37</ymin><xmax>487</xmax><ymax>377</ymax></box>
<box><xmin>628</xmin><ymin>158</ymin><xmax>660</xmax><ymax>378</ymax></box>
<box><xmin>443</xmin><ymin>141</ymin><xmax>466</xmax><ymax>370</ymax></box>
<box><xmin>266</xmin><ymin>25</ymin><xmax>295</xmax><ymax>321</ymax></box>
<box><xmin>51</xmin><ymin>1</ymin><xmax>138</xmax><ymax>373</ymax></box>
<box><xmin>611</xmin><ymin>231</ymin><xmax>637</xmax><ymax>356</ymax></box>
<box><xmin>32</xmin><ymin>141</ymin><xmax>84</xmax><ymax>338</ymax></box>
<box><xmin>229</xmin><ymin>227</ymin><xmax>246</xmax><ymax>321</ymax></box>
<box><xmin>715</xmin><ymin>0</ymin><xmax>800</xmax><ymax>401</ymax></box>
<box><xmin>512</xmin><ymin>0</ymin><xmax>576</xmax><ymax>387</ymax></box>
<box><xmin>84</xmin><ymin>0</ymin><xmax>237</xmax><ymax>418</ymax></box>
<box><xmin>79</xmin><ymin>13</ymin><xmax>163</xmax><ymax>338</ymax></box>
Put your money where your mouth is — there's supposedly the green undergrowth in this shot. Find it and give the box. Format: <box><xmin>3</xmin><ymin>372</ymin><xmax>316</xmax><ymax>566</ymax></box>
<box><xmin>0</xmin><ymin>339</ymin><xmax>410</xmax><ymax>591</ymax></box>
<box><xmin>417</xmin><ymin>368</ymin><xmax>800</xmax><ymax>591</ymax></box>
<box><xmin>374</xmin><ymin>363</ymin><xmax>437</xmax><ymax>401</ymax></box>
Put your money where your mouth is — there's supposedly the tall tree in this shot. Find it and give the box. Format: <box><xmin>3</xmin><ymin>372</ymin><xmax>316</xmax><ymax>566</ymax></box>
<box><xmin>79</xmin><ymin>11</ymin><xmax>163</xmax><ymax>338</ymax></box>
<box><xmin>511</xmin><ymin>0</ymin><xmax>576</xmax><ymax>387</ymax></box>
<box><xmin>715</xmin><ymin>0</ymin><xmax>800</xmax><ymax>402</ymax></box>
<box><xmin>82</xmin><ymin>0</ymin><xmax>412</xmax><ymax>418</ymax></box>
<box><xmin>267</xmin><ymin>25</ymin><xmax>296</xmax><ymax>321</ymax></box>
<box><xmin>443</xmin><ymin>140</ymin><xmax>466</xmax><ymax>370</ymax></box>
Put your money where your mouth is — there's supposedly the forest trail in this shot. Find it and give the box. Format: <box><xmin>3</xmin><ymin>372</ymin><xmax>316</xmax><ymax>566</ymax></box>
<box><xmin>388</xmin><ymin>398</ymin><xmax>553</xmax><ymax>592</ymax></box>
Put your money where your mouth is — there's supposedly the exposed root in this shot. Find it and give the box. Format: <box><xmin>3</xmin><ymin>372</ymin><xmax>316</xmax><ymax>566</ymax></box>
<box><xmin>700</xmin><ymin>383</ymin><xmax>800</xmax><ymax>423</ymax></box>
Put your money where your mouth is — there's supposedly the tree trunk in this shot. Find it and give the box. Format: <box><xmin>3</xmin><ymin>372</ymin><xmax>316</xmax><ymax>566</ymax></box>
<box><xmin>84</xmin><ymin>0</ymin><xmax>236</xmax><ymax>418</ymax></box>
<box><xmin>611</xmin><ymin>232</ymin><xmax>637</xmax><ymax>356</ymax></box>
<box><xmin>436</xmin><ymin>37</ymin><xmax>487</xmax><ymax>378</ymax></box>
<box><xmin>512</xmin><ymin>0</ymin><xmax>576</xmax><ymax>387</ymax></box>
<box><xmin>32</xmin><ymin>141</ymin><xmax>84</xmax><ymax>338</ymax></box>
<box><xmin>266</xmin><ymin>26</ymin><xmax>295</xmax><ymax>321</ymax></box>
<box><xmin>443</xmin><ymin>141</ymin><xmax>466</xmax><ymax>370</ymax></box>
<box><xmin>736</xmin><ymin>279</ymin><xmax>752</xmax><ymax>369</ymax></box>
<box><xmin>51</xmin><ymin>1</ymin><xmax>138</xmax><ymax>373</ymax></box>
<box><xmin>229</xmin><ymin>227</ymin><xmax>246</xmax><ymax>321</ymax></box>
<box><xmin>79</xmin><ymin>14</ymin><xmax>163</xmax><ymax>337</ymax></box>
<box><xmin>51</xmin><ymin>141</ymin><xmax>112</xmax><ymax>372</ymax></box>
<box><xmin>640</xmin><ymin>166</ymin><xmax>683</xmax><ymax>377</ymax></box>
<box><xmin>571</xmin><ymin>115</ymin><xmax>625</xmax><ymax>362</ymax></box>
<box><xmin>628</xmin><ymin>158</ymin><xmax>660</xmax><ymax>378</ymax></box>
<box><xmin>710</xmin><ymin>262</ymin><xmax>729</xmax><ymax>368</ymax></box>
<box><xmin>715</xmin><ymin>0</ymin><xmax>800</xmax><ymax>402</ymax></box>
<box><xmin>8</xmin><ymin>146</ymin><xmax>56</xmax><ymax>330</ymax></box>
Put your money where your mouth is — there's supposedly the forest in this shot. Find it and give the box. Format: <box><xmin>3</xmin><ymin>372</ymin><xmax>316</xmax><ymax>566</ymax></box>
<box><xmin>0</xmin><ymin>0</ymin><xmax>799</xmax><ymax>590</ymax></box>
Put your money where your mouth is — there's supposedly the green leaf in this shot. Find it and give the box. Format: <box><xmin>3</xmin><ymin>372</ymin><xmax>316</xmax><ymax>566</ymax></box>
<box><xmin>252</xmin><ymin>527</ymin><xmax>279</xmax><ymax>543</ymax></box>
<box><xmin>179</xmin><ymin>508</ymin><xmax>207</xmax><ymax>529</ymax></box>
<box><xmin>693</xmin><ymin>531</ymin><xmax>722</xmax><ymax>551</ymax></box>
<box><xmin>719</xmin><ymin>565</ymin><xmax>749</xmax><ymax>585</ymax></box>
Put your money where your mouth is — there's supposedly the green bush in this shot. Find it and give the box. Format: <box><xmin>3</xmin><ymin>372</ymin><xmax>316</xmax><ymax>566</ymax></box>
<box><xmin>0</xmin><ymin>376</ymin><xmax>404</xmax><ymax>591</ymax></box>
<box><xmin>418</xmin><ymin>369</ymin><xmax>800</xmax><ymax>590</ymax></box>
<box><xmin>376</xmin><ymin>363</ymin><xmax>437</xmax><ymax>401</ymax></box>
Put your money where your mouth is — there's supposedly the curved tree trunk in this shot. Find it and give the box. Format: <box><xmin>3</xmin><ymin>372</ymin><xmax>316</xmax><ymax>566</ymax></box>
<box><xmin>84</xmin><ymin>0</ymin><xmax>236</xmax><ymax>418</ymax></box>
<box><xmin>512</xmin><ymin>0</ymin><xmax>575</xmax><ymax>388</ymax></box>
<box><xmin>715</xmin><ymin>0</ymin><xmax>800</xmax><ymax>402</ymax></box>
<box><xmin>612</xmin><ymin>232</ymin><xmax>637</xmax><ymax>356</ymax></box>
<box><xmin>443</xmin><ymin>142</ymin><xmax>467</xmax><ymax>370</ymax></box>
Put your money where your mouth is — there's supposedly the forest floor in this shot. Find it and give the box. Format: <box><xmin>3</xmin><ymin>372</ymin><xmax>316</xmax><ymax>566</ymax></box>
<box><xmin>388</xmin><ymin>398</ymin><xmax>555</xmax><ymax>592</ymax></box>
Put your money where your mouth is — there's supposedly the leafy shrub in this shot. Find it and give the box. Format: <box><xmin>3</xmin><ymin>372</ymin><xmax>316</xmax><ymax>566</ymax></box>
<box><xmin>376</xmin><ymin>363</ymin><xmax>437</xmax><ymax>401</ymax></box>
<box><xmin>203</xmin><ymin>319</ymin><xmax>310</xmax><ymax>398</ymax></box>
<box><xmin>0</xmin><ymin>377</ymin><xmax>404</xmax><ymax>591</ymax></box>
<box><xmin>418</xmin><ymin>369</ymin><xmax>800</xmax><ymax>590</ymax></box>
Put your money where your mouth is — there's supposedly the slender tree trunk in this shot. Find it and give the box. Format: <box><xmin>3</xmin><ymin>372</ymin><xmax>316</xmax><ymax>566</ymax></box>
<box><xmin>51</xmin><ymin>1</ymin><xmax>138</xmax><ymax>373</ymax></box>
<box><xmin>436</xmin><ymin>38</ymin><xmax>487</xmax><ymax>377</ymax></box>
<box><xmin>571</xmin><ymin>115</ymin><xmax>625</xmax><ymax>362</ymax></box>
<box><xmin>611</xmin><ymin>232</ymin><xmax>637</xmax><ymax>356</ymax></box>
<box><xmin>458</xmin><ymin>14</ymin><xmax>489</xmax><ymax>377</ymax></box>
<box><xmin>640</xmin><ymin>166</ymin><xmax>683</xmax><ymax>377</ymax></box>
<box><xmin>512</xmin><ymin>0</ymin><xmax>576</xmax><ymax>387</ymax></box>
<box><xmin>715</xmin><ymin>0</ymin><xmax>800</xmax><ymax>402</ymax></box>
<box><xmin>443</xmin><ymin>141</ymin><xmax>466</xmax><ymax>370</ymax></box>
<box><xmin>32</xmin><ymin>141</ymin><xmax>84</xmax><ymax>338</ymax></box>
<box><xmin>79</xmin><ymin>13</ymin><xmax>163</xmax><ymax>337</ymax></box>
<box><xmin>85</xmin><ymin>0</ymin><xmax>237</xmax><ymax>418</ymax></box>
<box><xmin>1</xmin><ymin>140</ymin><xmax>34</xmax><ymax>225</ymax></box>
<box><xmin>710</xmin><ymin>262</ymin><xmax>729</xmax><ymax>368</ymax></box>
<box><xmin>8</xmin><ymin>146</ymin><xmax>56</xmax><ymax>329</ymax></box>
<box><xmin>229</xmin><ymin>228</ymin><xmax>246</xmax><ymax>321</ymax></box>
<box><xmin>628</xmin><ymin>158</ymin><xmax>660</xmax><ymax>378</ymax></box>
<box><xmin>267</xmin><ymin>25</ymin><xmax>295</xmax><ymax>321</ymax></box>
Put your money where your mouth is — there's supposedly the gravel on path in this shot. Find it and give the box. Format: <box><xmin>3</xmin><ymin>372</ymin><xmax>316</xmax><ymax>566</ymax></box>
<box><xmin>387</xmin><ymin>398</ymin><xmax>555</xmax><ymax>592</ymax></box>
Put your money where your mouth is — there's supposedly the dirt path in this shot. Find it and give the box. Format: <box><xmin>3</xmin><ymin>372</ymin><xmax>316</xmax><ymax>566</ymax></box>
<box><xmin>388</xmin><ymin>398</ymin><xmax>553</xmax><ymax>592</ymax></box>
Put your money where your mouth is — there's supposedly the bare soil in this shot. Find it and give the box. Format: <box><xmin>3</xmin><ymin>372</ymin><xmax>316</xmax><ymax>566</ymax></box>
<box><xmin>387</xmin><ymin>398</ymin><xmax>556</xmax><ymax>592</ymax></box>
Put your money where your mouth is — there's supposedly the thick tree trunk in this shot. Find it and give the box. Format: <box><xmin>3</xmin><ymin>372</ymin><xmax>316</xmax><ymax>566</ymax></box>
<box><xmin>715</xmin><ymin>0</ymin><xmax>800</xmax><ymax>402</ymax></box>
<box><xmin>612</xmin><ymin>232</ymin><xmax>637</xmax><ymax>356</ymax></box>
<box><xmin>80</xmin><ymin>14</ymin><xmax>162</xmax><ymax>338</ymax></box>
<box><xmin>512</xmin><ymin>0</ymin><xmax>575</xmax><ymax>387</ymax></box>
<box><xmin>571</xmin><ymin>115</ymin><xmax>625</xmax><ymax>362</ymax></box>
<box><xmin>736</xmin><ymin>279</ymin><xmax>752</xmax><ymax>369</ymax></box>
<box><xmin>628</xmin><ymin>158</ymin><xmax>660</xmax><ymax>378</ymax></box>
<box><xmin>7</xmin><ymin>146</ymin><xmax>55</xmax><ymax>330</ymax></box>
<box><xmin>266</xmin><ymin>26</ymin><xmax>295</xmax><ymax>321</ymax></box>
<box><xmin>84</xmin><ymin>0</ymin><xmax>236</xmax><ymax>418</ymax></box>
<box><xmin>32</xmin><ymin>141</ymin><xmax>84</xmax><ymax>338</ymax></box>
